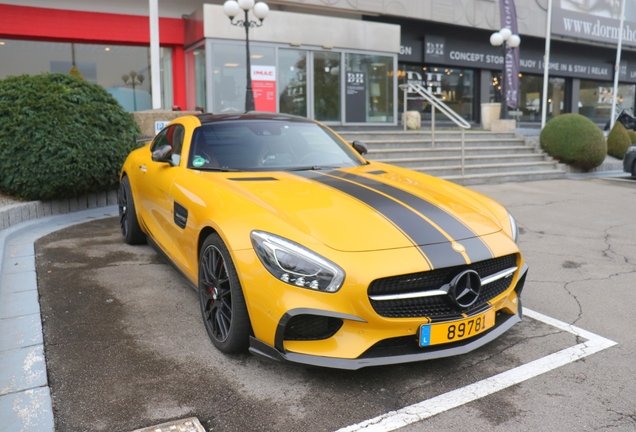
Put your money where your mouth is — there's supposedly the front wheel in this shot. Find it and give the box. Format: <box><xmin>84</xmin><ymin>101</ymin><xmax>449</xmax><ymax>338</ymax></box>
<box><xmin>198</xmin><ymin>233</ymin><xmax>251</xmax><ymax>354</ymax></box>
<box><xmin>118</xmin><ymin>176</ymin><xmax>146</xmax><ymax>245</ymax></box>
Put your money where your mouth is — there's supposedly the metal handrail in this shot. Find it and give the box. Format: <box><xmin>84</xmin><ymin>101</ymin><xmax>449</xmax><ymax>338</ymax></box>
<box><xmin>399</xmin><ymin>83</ymin><xmax>471</xmax><ymax>175</ymax></box>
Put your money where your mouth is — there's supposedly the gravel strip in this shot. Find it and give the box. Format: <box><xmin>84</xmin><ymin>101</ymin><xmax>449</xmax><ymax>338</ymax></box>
<box><xmin>0</xmin><ymin>192</ymin><xmax>22</xmax><ymax>208</ymax></box>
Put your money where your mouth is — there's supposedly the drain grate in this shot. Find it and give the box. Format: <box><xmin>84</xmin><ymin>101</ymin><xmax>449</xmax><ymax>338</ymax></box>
<box><xmin>130</xmin><ymin>417</ymin><xmax>206</xmax><ymax>432</ymax></box>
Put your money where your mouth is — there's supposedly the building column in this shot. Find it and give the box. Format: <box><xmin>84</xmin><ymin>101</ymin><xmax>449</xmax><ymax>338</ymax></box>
<box><xmin>570</xmin><ymin>78</ymin><xmax>580</xmax><ymax>114</ymax></box>
<box><xmin>172</xmin><ymin>45</ymin><xmax>186</xmax><ymax>109</ymax></box>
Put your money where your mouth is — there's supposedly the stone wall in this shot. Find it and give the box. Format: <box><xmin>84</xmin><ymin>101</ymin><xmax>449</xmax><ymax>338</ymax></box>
<box><xmin>131</xmin><ymin>110</ymin><xmax>202</xmax><ymax>137</ymax></box>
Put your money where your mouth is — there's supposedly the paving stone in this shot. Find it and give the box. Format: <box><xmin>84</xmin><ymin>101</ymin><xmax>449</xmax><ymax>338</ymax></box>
<box><xmin>77</xmin><ymin>195</ymin><xmax>88</xmax><ymax>211</ymax></box>
<box><xmin>0</xmin><ymin>315</ymin><xmax>42</xmax><ymax>352</ymax></box>
<box><xmin>51</xmin><ymin>200</ymin><xmax>63</xmax><ymax>215</ymax></box>
<box><xmin>0</xmin><ymin>388</ymin><xmax>54</xmax><ymax>432</ymax></box>
<box><xmin>2</xmin><ymin>256</ymin><xmax>36</xmax><ymax>275</ymax></box>
<box><xmin>0</xmin><ymin>290</ymin><xmax>40</xmax><ymax>319</ymax></box>
<box><xmin>69</xmin><ymin>196</ymin><xmax>79</xmax><ymax>213</ymax></box>
<box><xmin>96</xmin><ymin>192</ymin><xmax>107</xmax><ymax>208</ymax></box>
<box><xmin>0</xmin><ymin>345</ymin><xmax>47</xmax><ymax>395</ymax></box>
<box><xmin>107</xmin><ymin>190</ymin><xmax>118</xmax><ymax>205</ymax></box>
<box><xmin>5</xmin><ymin>241</ymin><xmax>34</xmax><ymax>259</ymax></box>
<box><xmin>20</xmin><ymin>203</ymin><xmax>31</xmax><ymax>222</ymax></box>
<box><xmin>8</xmin><ymin>207</ymin><xmax>23</xmax><ymax>226</ymax></box>
<box><xmin>0</xmin><ymin>210</ymin><xmax>8</xmax><ymax>230</ymax></box>
<box><xmin>0</xmin><ymin>271</ymin><xmax>37</xmax><ymax>294</ymax></box>
<box><xmin>87</xmin><ymin>193</ymin><xmax>97</xmax><ymax>209</ymax></box>
<box><xmin>42</xmin><ymin>201</ymin><xmax>52</xmax><ymax>217</ymax></box>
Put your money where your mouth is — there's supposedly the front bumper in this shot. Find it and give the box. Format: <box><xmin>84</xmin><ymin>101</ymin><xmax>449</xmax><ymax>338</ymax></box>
<box><xmin>249</xmin><ymin>305</ymin><xmax>522</xmax><ymax>370</ymax></box>
<box><xmin>249</xmin><ymin>264</ymin><xmax>528</xmax><ymax>370</ymax></box>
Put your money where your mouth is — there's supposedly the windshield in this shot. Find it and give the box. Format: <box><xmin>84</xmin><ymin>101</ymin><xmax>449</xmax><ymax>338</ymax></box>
<box><xmin>187</xmin><ymin>120</ymin><xmax>363</xmax><ymax>171</ymax></box>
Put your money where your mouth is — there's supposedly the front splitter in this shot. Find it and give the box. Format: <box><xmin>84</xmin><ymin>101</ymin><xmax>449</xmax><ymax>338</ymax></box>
<box><xmin>248</xmin><ymin>307</ymin><xmax>522</xmax><ymax>370</ymax></box>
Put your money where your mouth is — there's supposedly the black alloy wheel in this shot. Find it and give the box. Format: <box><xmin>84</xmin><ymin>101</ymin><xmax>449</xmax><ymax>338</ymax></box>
<box><xmin>199</xmin><ymin>234</ymin><xmax>250</xmax><ymax>353</ymax></box>
<box><xmin>118</xmin><ymin>176</ymin><xmax>146</xmax><ymax>245</ymax></box>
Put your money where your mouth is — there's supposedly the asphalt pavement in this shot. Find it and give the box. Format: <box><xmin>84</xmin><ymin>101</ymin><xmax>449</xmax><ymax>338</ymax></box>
<box><xmin>10</xmin><ymin>177</ymin><xmax>636</xmax><ymax>431</ymax></box>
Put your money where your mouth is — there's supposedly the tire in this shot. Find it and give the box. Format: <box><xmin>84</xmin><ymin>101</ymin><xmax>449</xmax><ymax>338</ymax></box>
<box><xmin>198</xmin><ymin>233</ymin><xmax>251</xmax><ymax>353</ymax></box>
<box><xmin>118</xmin><ymin>176</ymin><xmax>146</xmax><ymax>245</ymax></box>
<box><xmin>632</xmin><ymin>160</ymin><xmax>636</xmax><ymax>178</ymax></box>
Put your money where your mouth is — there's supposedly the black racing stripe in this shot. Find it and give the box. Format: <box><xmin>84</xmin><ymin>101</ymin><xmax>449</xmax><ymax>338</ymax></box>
<box><xmin>295</xmin><ymin>171</ymin><xmax>467</xmax><ymax>269</ymax></box>
<box><xmin>332</xmin><ymin>171</ymin><xmax>494</xmax><ymax>263</ymax></box>
<box><xmin>459</xmin><ymin>237</ymin><xmax>495</xmax><ymax>263</ymax></box>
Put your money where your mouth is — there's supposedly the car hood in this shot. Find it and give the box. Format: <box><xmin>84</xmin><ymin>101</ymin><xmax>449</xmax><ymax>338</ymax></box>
<box><xmin>214</xmin><ymin>165</ymin><xmax>504</xmax><ymax>254</ymax></box>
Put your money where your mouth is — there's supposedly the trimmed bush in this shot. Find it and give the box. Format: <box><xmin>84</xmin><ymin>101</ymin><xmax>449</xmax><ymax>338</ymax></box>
<box><xmin>0</xmin><ymin>73</ymin><xmax>140</xmax><ymax>201</ymax></box>
<box><xmin>607</xmin><ymin>121</ymin><xmax>632</xmax><ymax>159</ymax></box>
<box><xmin>627</xmin><ymin>129</ymin><xmax>636</xmax><ymax>144</ymax></box>
<box><xmin>540</xmin><ymin>114</ymin><xmax>606</xmax><ymax>170</ymax></box>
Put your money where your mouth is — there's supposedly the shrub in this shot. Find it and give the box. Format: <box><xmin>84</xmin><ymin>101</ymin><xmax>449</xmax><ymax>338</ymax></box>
<box><xmin>607</xmin><ymin>121</ymin><xmax>632</xmax><ymax>159</ymax></box>
<box><xmin>0</xmin><ymin>73</ymin><xmax>140</xmax><ymax>201</ymax></box>
<box><xmin>540</xmin><ymin>114</ymin><xmax>606</xmax><ymax>170</ymax></box>
<box><xmin>627</xmin><ymin>129</ymin><xmax>636</xmax><ymax>144</ymax></box>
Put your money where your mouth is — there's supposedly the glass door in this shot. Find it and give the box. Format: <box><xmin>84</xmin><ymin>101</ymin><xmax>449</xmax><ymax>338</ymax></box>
<box><xmin>186</xmin><ymin>44</ymin><xmax>206</xmax><ymax>111</ymax></box>
<box><xmin>278</xmin><ymin>49</ymin><xmax>307</xmax><ymax>117</ymax></box>
<box><xmin>313</xmin><ymin>51</ymin><xmax>341</xmax><ymax>122</ymax></box>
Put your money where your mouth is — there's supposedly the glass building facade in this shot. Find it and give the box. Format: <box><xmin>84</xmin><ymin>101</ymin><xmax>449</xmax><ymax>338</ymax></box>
<box><xmin>187</xmin><ymin>40</ymin><xmax>396</xmax><ymax>124</ymax></box>
<box><xmin>0</xmin><ymin>39</ymin><xmax>174</xmax><ymax>112</ymax></box>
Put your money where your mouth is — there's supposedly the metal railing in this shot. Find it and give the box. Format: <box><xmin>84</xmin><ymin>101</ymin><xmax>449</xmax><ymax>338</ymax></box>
<box><xmin>399</xmin><ymin>83</ymin><xmax>471</xmax><ymax>175</ymax></box>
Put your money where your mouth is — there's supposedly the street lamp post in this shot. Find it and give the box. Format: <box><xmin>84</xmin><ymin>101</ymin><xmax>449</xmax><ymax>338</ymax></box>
<box><xmin>223</xmin><ymin>0</ymin><xmax>269</xmax><ymax>112</ymax></box>
<box><xmin>490</xmin><ymin>28</ymin><xmax>521</xmax><ymax>120</ymax></box>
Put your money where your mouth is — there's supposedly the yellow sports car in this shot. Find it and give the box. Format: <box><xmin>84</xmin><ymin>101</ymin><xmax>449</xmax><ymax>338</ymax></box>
<box><xmin>118</xmin><ymin>113</ymin><xmax>527</xmax><ymax>370</ymax></box>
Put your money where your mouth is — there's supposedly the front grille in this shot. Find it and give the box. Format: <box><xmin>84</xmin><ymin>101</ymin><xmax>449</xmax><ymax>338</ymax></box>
<box><xmin>368</xmin><ymin>254</ymin><xmax>517</xmax><ymax>319</ymax></box>
<box><xmin>283</xmin><ymin>315</ymin><xmax>343</xmax><ymax>341</ymax></box>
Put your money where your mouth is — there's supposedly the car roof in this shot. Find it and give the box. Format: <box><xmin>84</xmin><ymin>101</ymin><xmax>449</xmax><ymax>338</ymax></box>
<box><xmin>196</xmin><ymin>112</ymin><xmax>315</xmax><ymax>125</ymax></box>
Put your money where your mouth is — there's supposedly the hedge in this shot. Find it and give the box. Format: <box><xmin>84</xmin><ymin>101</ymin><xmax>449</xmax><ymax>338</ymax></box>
<box><xmin>0</xmin><ymin>73</ymin><xmax>140</xmax><ymax>201</ymax></box>
<box><xmin>540</xmin><ymin>114</ymin><xmax>606</xmax><ymax>170</ymax></box>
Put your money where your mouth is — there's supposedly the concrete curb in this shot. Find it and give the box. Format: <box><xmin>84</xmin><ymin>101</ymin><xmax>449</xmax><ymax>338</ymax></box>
<box><xmin>0</xmin><ymin>206</ymin><xmax>118</xmax><ymax>431</ymax></box>
<box><xmin>0</xmin><ymin>190</ymin><xmax>118</xmax><ymax>231</ymax></box>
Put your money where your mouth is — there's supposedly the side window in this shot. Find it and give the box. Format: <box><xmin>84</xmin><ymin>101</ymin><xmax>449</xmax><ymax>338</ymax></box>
<box><xmin>149</xmin><ymin>124</ymin><xmax>185</xmax><ymax>166</ymax></box>
<box><xmin>168</xmin><ymin>125</ymin><xmax>185</xmax><ymax>165</ymax></box>
<box><xmin>150</xmin><ymin>127</ymin><xmax>171</xmax><ymax>152</ymax></box>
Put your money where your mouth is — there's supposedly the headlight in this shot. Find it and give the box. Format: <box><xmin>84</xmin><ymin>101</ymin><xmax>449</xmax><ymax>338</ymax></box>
<box><xmin>251</xmin><ymin>231</ymin><xmax>345</xmax><ymax>293</ymax></box>
<box><xmin>508</xmin><ymin>212</ymin><xmax>519</xmax><ymax>243</ymax></box>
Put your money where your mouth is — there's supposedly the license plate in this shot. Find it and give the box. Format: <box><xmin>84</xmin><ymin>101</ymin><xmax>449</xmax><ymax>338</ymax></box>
<box><xmin>419</xmin><ymin>308</ymin><xmax>496</xmax><ymax>347</ymax></box>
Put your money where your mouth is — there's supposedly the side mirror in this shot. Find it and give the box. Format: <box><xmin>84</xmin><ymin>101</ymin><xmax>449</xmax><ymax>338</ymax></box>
<box><xmin>152</xmin><ymin>145</ymin><xmax>174</xmax><ymax>165</ymax></box>
<box><xmin>352</xmin><ymin>140</ymin><xmax>368</xmax><ymax>156</ymax></box>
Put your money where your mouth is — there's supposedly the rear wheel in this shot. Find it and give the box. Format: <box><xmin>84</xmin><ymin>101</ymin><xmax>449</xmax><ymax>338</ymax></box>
<box><xmin>199</xmin><ymin>233</ymin><xmax>251</xmax><ymax>353</ymax></box>
<box><xmin>631</xmin><ymin>160</ymin><xmax>636</xmax><ymax>178</ymax></box>
<box><xmin>118</xmin><ymin>176</ymin><xmax>146</xmax><ymax>245</ymax></box>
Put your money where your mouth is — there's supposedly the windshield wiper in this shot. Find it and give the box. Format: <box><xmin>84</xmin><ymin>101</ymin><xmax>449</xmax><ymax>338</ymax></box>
<box><xmin>284</xmin><ymin>165</ymin><xmax>336</xmax><ymax>171</ymax></box>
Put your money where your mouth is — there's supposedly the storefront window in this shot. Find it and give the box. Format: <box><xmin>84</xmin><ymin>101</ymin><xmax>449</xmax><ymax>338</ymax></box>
<box><xmin>187</xmin><ymin>46</ymin><xmax>206</xmax><ymax>112</ymax></box>
<box><xmin>279</xmin><ymin>49</ymin><xmax>307</xmax><ymax>117</ymax></box>
<box><xmin>210</xmin><ymin>42</ymin><xmax>276</xmax><ymax>113</ymax></box>
<box><xmin>313</xmin><ymin>51</ymin><xmax>341</xmax><ymax>122</ymax></box>
<box><xmin>398</xmin><ymin>64</ymin><xmax>474</xmax><ymax>122</ymax></box>
<box><xmin>345</xmin><ymin>54</ymin><xmax>394</xmax><ymax>123</ymax></box>
<box><xmin>579</xmin><ymin>80</ymin><xmax>635</xmax><ymax>123</ymax></box>
<box><xmin>0</xmin><ymin>40</ymin><xmax>173</xmax><ymax>112</ymax></box>
<box><xmin>490</xmin><ymin>73</ymin><xmax>565</xmax><ymax>122</ymax></box>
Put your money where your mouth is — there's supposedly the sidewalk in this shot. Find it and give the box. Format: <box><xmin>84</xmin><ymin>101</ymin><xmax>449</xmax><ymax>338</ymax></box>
<box><xmin>0</xmin><ymin>190</ymin><xmax>118</xmax><ymax>432</ymax></box>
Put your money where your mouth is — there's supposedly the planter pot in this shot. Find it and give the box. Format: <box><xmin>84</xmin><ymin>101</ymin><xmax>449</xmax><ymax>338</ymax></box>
<box><xmin>481</xmin><ymin>103</ymin><xmax>501</xmax><ymax>131</ymax></box>
<box><xmin>401</xmin><ymin>110</ymin><xmax>421</xmax><ymax>130</ymax></box>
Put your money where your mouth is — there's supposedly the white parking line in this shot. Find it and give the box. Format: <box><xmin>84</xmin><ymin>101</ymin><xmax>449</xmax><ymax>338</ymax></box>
<box><xmin>336</xmin><ymin>308</ymin><xmax>617</xmax><ymax>432</ymax></box>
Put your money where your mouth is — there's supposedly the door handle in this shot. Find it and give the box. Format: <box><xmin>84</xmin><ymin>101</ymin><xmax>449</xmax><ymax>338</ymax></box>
<box><xmin>139</xmin><ymin>165</ymin><xmax>147</xmax><ymax>173</ymax></box>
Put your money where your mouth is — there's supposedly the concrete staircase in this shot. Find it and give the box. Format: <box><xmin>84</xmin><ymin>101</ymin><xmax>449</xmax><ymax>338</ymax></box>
<box><xmin>337</xmin><ymin>130</ymin><xmax>567</xmax><ymax>185</ymax></box>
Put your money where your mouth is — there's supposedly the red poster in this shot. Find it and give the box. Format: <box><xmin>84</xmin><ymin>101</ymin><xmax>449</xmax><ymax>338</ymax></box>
<box><xmin>251</xmin><ymin>66</ymin><xmax>277</xmax><ymax>112</ymax></box>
